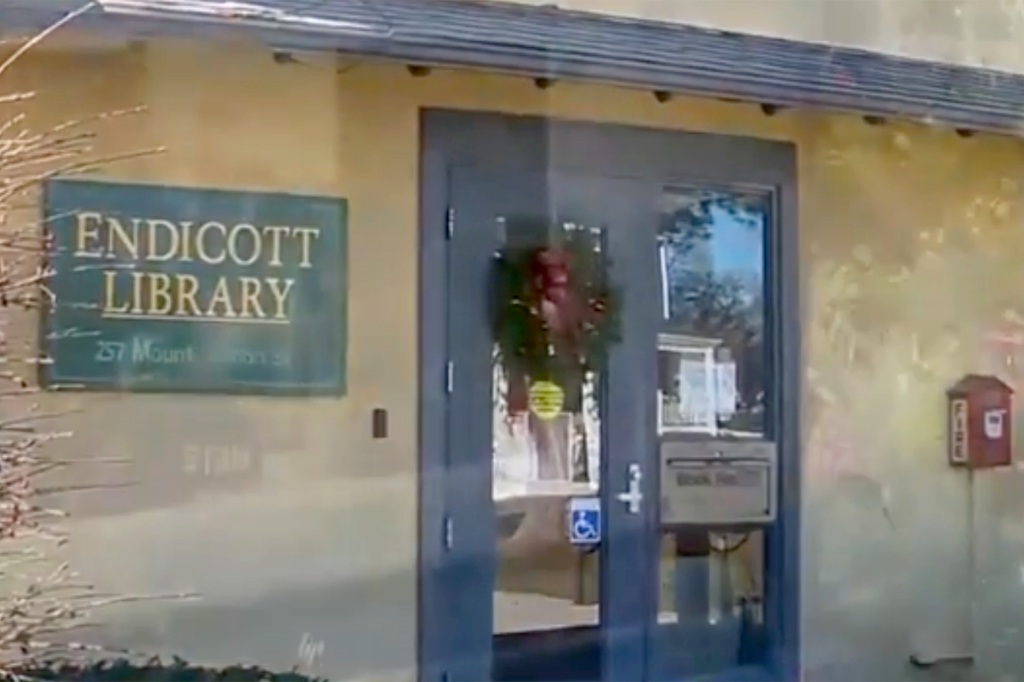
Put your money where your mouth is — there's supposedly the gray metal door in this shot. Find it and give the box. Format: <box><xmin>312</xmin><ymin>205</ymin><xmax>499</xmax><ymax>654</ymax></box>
<box><xmin>443</xmin><ymin>167</ymin><xmax>653</xmax><ymax>681</ymax></box>
<box><xmin>418</xmin><ymin>111</ymin><xmax>800</xmax><ymax>682</ymax></box>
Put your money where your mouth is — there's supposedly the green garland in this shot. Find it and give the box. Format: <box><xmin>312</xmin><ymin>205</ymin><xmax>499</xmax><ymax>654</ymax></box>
<box><xmin>491</xmin><ymin>228</ymin><xmax>621</xmax><ymax>403</ymax></box>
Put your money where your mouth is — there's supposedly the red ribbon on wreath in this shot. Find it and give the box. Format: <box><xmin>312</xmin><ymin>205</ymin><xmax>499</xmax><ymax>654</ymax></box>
<box><xmin>532</xmin><ymin>247</ymin><xmax>574</xmax><ymax>334</ymax></box>
<box><xmin>531</xmin><ymin>247</ymin><xmax>609</xmax><ymax>339</ymax></box>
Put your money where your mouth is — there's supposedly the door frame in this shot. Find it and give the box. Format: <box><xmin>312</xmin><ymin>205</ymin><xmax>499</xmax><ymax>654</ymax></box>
<box><xmin>417</xmin><ymin>109</ymin><xmax>801</xmax><ymax>682</ymax></box>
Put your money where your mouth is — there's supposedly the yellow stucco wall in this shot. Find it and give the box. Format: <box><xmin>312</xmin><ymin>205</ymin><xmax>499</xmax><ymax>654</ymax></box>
<box><xmin>8</xmin><ymin>40</ymin><xmax>1024</xmax><ymax>679</ymax></box>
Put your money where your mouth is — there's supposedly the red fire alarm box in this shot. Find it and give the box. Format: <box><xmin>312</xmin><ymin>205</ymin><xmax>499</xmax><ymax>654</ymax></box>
<box><xmin>948</xmin><ymin>374</ymin><xmax>1013</xmax><ymax>469</ymax></box>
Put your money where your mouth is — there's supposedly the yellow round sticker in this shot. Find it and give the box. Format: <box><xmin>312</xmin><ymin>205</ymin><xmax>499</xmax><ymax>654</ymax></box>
<box><xmin>528</xmin><ymin>381</ymin><xmax>565</xmax><ymax>420</ymax></box>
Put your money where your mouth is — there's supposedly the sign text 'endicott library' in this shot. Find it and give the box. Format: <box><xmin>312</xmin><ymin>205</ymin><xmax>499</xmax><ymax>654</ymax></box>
<box><xmin>74</xmin><ymin>213</ymin><xmax>319</xmax><ymax>324</ymax></box>
<box><xmin>43</xmin><ymin>180</ymin><xmax>347</xmax><ymax>394</ymax></box>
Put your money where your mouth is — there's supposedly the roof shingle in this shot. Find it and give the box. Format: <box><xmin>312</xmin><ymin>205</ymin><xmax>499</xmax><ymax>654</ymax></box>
<box><xmin>3</xmin><ymin>0</ymin><xmax>1024</xmax><ymax>134</ymax></box>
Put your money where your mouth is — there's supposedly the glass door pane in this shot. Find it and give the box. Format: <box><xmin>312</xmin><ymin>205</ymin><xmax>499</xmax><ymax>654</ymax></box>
<box><xmin>492</xmin><ymin>218</ymin><xmax>607</xmax><ymax>682</ymax></box>
<box><xmin>654</xmin><ymin>187</ymin><xmax>772</xmax><ymax>678</ymax></box>
<box><xmin>445</xmin><ymin>166</ymin><xmax>648</xmax><ymax>682</ymax></box>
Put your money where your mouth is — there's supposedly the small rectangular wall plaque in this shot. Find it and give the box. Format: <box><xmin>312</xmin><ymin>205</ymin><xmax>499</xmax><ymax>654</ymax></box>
<box><xmin>41</xmin><ymin>179</ymin><xmax>347</xmax><ymax>395</ymax></box>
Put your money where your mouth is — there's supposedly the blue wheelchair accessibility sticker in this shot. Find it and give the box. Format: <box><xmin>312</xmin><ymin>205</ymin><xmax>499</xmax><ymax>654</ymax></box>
<box><xmin>568</xmin><ymin>496</ymin><xmax>601</xmax><ymax>545</ymax></box>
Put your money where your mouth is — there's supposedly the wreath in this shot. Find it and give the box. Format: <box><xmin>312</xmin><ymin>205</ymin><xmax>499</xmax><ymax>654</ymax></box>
<box><xmin>492</xmin><ymin>227</ymin><xmax>621</xmax><ymax>414</ymax></box>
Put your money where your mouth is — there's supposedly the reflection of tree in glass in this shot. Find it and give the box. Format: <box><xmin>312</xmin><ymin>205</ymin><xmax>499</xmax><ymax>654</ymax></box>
<box><xmin>660</xmin><ymin>191</ymin><xmax>766</xmax><ymax>431</ymax></box>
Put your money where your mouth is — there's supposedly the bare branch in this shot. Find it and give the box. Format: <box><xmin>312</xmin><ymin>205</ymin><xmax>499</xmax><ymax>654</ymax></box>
<box><xmin>0</xmin><ymin>6</ymin><xmax>179</xmax><ymax>678</ymax></box>
<box><xmin>0</xmin><ymin>4</ymin><xmax>97</xmax><ymax>78</ymax></box>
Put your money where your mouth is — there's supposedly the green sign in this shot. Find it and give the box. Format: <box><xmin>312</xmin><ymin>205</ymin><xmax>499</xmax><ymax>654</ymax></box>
<box><xmin>42</xmin><ymin>179</ymin><xmax>347</xmax><ymax>395</ymax></box>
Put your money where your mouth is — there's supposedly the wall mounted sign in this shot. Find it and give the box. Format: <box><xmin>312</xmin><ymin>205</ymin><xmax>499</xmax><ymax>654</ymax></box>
<box><xmin>42</xmin><ymin>179</ymin><xmax>347</xmax><ymax>395</ymax></box>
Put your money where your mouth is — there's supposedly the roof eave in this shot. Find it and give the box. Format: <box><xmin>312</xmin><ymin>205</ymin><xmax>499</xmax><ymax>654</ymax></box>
<box><xmin>1</xmin><ymin>0</ymin><xmax>1022</xmax><ymax>136</ymax></box>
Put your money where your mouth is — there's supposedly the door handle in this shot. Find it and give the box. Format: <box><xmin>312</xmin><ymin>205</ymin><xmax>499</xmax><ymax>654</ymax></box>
<box><xmin>615</xmin><ymin>463</ymin><xmax>643</xmax><ymax>514</ymax></box>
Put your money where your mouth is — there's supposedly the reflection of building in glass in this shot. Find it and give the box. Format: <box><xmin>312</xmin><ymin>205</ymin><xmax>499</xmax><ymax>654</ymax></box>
<box><xmin>658</xmin><ymin>332</ymin><xmax>740</xmax><ymax>435</ymax></box>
